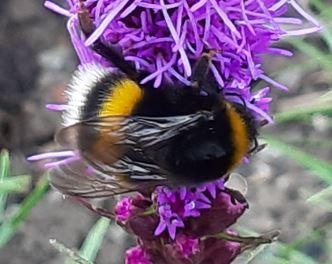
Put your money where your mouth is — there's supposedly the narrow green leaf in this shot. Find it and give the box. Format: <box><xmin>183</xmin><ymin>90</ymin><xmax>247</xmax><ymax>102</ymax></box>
<box><xmin>79</xmin><ymin>217</ymin><xmax>110</xmax><ymax>261</ymax></box>
<box><xmin>286</xmin><ymin>38</ymin><xmax>332</xmax><ymax>72</ymax></box>
<box><xmin>285</xmin><ymin>138</ymin><xmax>332</xmax><ymax>150</ymax></box>
<box><xmin>0</xmin><ymin>175</ymin><xmax>49</xmax><ymax>247</ymax></box>
<box><xmin>309</xmin><ymin>0</ymin><xmax>332</xmax><ymax>52</ymax></box>
<box><xmin>321</xmin><ymin>30</ymin><xmax>332</xmax><ymax>52</ymax></box>
<box><xmin>310</xmin><ymin>0</ymin><xmax>332</xmax><ymax>21</ymax></box>
<box><xmin>236</xmin><ymin>226</ymin><xmax>329</xmax><ymax>263</ymax></box>
<box><xmin>274</xmin><ymin>231</ymin><xmax>323</xmax><ymax>264</ymax></box>
<box><xmin>0</xmin><ymin>150</ymin><xmax>9</xmax><ymax>179</ymax></box>
<box><xmin>0</xmin><ymin>175</ymin><xmax>30</xmax><ymax>193</ymax></box>
<box><xmin>0</xmin><ymin>150</ymin><xmax>10</xmax><ymax>214</ymax></box>
<box><xmin>264</xmin><ymin>243</ymin><xmax>318</xmax><ymax>264</ymax></box>
<box><xmin>264</xmin><ymin>136</ymin><xmax>332</xmax><ymax>184</ymax></box>
<box><xmin>306</xmin><ymin>186</ymin><xmax>332</xmax><ymax>211</ymax></box>
<box><xmin>307</xmin><ymin>185</ymin><xmax>332</xmax><ymax>204</ymax></box>
<box><xmin>66</xmin><ymin>217</ymin><xmax>111</xmax><ymax>264</ymax></box>
<box><xmin>274</xmin><ymin>104</ymin><xmax>332</xmax><ymax>123</ymax></box>
<box><xmin>50</xmin><ymin>239</ymin><xmax>93</xmax><ymax>264</ymax></box>
<box><xmin>280</xmin><ymin>249</ymin><xmax>318</xmax><ymax>264</ymax></box>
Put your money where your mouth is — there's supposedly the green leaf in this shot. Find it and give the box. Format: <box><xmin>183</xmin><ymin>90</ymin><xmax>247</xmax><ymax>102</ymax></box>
<box><xmin>286</xmin><ymin>38</ymin><xmax>332</xmax><ymax>72</ymax></box>
<box><xmin>307</xmin><ymin>185</ymin><xmax>332</xmax><ymax>204</ymax></box>
<box><xmin>0</xmin><ymin>150</ymin><xmax>10</xmax><ymax>214</ymax></box>
<box><xmin>50</xmin><ymin>239</ymin><xmax>93</xmax><ymax>264</ymax></box>
<box><xmin>285</xmin><ymin>138</ymin><xmax>332</xmax><ymax>150</ymax></box>
<box><xmin>0</xmin><ymin>175</ymin><xmax>49</xmax><ymax>247</ymax></box>
<box><xmin>264</xmin><ymin>136</ymin><xmax>332</xmax><ymax>184</ymax></box>
<box><xmin>310</xmin><ymin>0</ymin><xmax>332</xmax><ymax>21</ymax></box>
<box><xmin>274</xmin><ymin>102</ymin><xmax>332</xmax><ymax>123</ymax></box>
<box><xmin>0</xmin><ymin>175</ymin><xmax>30</xmax><ymax>193</ymax></box>
<box><xmin>0</xmin><ymin>150</ymin><xmax>9</xmax><ymax>179</ymax></box>
<box><xmin>66</xmin><ymin>217</ymin><xmax>111</xmax><ymax>264</ymax></box>
<box><xmin>309</xmin><ymin>0</ymin><xmax>332</xmax><ymax>52</ymax></box>
<box><xmin>277</xmin><ymin>247</ymin><xmax>318</xmax><ymax>264</ymax></box>
<box><xmin>79</xmin><ymin>217</ymin><xmax>110</xmax><ymax>261</ymax></box>
<box><xmin>306</xmin><ymin>186</ymin><xmax>332</xmax><ymax>212</ymax></box>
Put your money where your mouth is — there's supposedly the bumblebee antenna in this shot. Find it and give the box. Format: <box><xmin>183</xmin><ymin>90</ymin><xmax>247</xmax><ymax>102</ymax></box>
<box><xmin>77</xmin><ymin>0</ymin><xmax>138</xmax><ymax>79</ymax></box>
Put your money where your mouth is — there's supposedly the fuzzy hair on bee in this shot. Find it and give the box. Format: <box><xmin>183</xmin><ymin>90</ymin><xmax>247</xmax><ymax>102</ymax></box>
<box><xmin>50</xmin><ymin>4</ymin><xmax>259</xmax><ymax>198</ymax></box>
<box><xmin>63</xmin><ymin>63</ymin><xmax>111</xmax><ymax>127</ymax></box>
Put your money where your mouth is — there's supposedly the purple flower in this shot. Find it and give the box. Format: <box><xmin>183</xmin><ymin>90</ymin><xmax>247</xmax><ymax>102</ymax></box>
<box><xmin>123</xmin><ymin>229</ymin><xmax>278</xmax><ymax>264</ymax></box>
<box><xmin>115</xmin><ymin>196</ymin><xmax>134</xmax><ymax>222</ymax></box>
<box><xmin>129</xmin><ymin>231</ymin><xmax>248</xmax><ymax>264</ymax></box>
<box><xmin>173</xmin><ymin>234</ymin><xmax>200</xmax><ymax>259</ymax></box>
<box><xmin>125</xmin><ymin>245</ymin><xmax>153</xmax><ymax>264</ymax></box>
<box><xmin>114</xmin><ymin>194</ymin><xmax>160</xmax><ymax>240</ymax></box>
<box><xmin>45</xmin><ymin>0</ymin><xmax>320</xmax><ymax>123</ymax></box>
<box><xmin>151</xmin><ymin>179</ymin><xmax>247</xmax><ymax>239</ymax></box>
<box><xmin>154</xmin><ymin>203</ymin><xmax>185</xmax><ymax>240</ymax></box>
<box><xmin>185</xmin><ymin>188</ymin><xmax>248</xmax><ymax>237</ymax></box>
<box><xmin>114</xmin><ymin>178</ymin><xmax>247</xmax><ymax>242</ymax></box>
<box><xmin>154</xmin><ymin>180</ymin><xmax>222</xmax><ymax>239</ymax></box>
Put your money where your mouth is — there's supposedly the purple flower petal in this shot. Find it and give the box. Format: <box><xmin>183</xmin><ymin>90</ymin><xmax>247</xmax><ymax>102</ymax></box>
<box><xmin>173</xmin><ymin>234</ymin><xmax>200</xmax><ymax>259</ymax></box>
<box><xmin>85</xmin><ymin>0</ymin><xmax>130</xmax><ymax>46</ymax></box>
<box><xmin>27</xmin><ymin>150</ymin><xmax>76</xmax><ymax>161</ymax></box>
<box><xmin>115</xmin><ymin>197</ymin><xmax>134</xmax><ymax>222</ymax></box>
<box><xmin>44</xmin><ymin>1</ymin><xmax>71</xmax><ymax>17</ymax></box>
<box><xmin>125</xmin><ymin>245</ymin><xmax>152</xmax><ymax>264</ymax></box>
<box><xmin>46</xmin><ymin>104</ymin><xmax>68</xmax><ymax>111</ymax></box>
<box><xmin>44</xmin><ymin>0</ymin><xmax>321</xmax><ymax>122</ymax></box>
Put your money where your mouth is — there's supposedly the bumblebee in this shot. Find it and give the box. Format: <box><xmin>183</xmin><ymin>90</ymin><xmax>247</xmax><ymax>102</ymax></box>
<box><xmin>50</xmin><ymin>6</ymin><xmax>258</xmax><ymax>198</ymax></box>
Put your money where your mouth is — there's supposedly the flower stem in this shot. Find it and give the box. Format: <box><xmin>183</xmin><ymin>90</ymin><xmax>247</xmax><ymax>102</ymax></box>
<box><xmin>140</xmin><ymin>206</ymin><xmax>156</xmax><ymax>216</ymax></box>
<box><xmin>209</xmin><ymin>230</ymin><xmax>280</xmax><ymax>251</ymax></box>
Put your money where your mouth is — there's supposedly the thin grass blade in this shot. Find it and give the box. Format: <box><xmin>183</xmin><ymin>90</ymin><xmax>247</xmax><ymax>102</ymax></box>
<box><xmin>66</xmin><ymin>217</ymin><xmax>111</xmax><ymax>264</ymax></box>
<box><xmin>264</xmin><ymin>136</ymin><xmax>332</xmax><ymax>184</ymax></box>
<box><xmin>0</xmin><ymin>175</ymin><xmax>49</xmax><ymax>247</ymax></box>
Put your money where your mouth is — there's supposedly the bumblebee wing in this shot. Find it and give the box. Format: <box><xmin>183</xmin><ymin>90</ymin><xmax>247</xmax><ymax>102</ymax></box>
<box><xmin>55</xmin><ymin>116</ymin><xmax>126</xmax><ymax>150</ymax></box>
<box><xmin>125</xmin><ymin>113</ymin><xmax>212</xmax><ymax>149</ymax></box>
<box><xmin>55</xmin><ymin>112</ymin><xmax>212</xmax><ymax>182</ymax></box>
<box><xmin>56</xmin><ymin>112</ymin><xmax>211</xmax><ymax>149</ymax></box>
<box><xmin>55</xmin><ymin>117</ymin><xmax>168</xmax><ymax>181</ymax></box>
<box><xmin>50</xmin><ymin>157</ymin><xmax>163</xmax><ymax>198</ymax></box>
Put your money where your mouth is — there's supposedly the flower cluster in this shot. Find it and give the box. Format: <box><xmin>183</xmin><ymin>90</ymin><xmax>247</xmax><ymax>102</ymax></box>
<box><xmin>32</xmin><ymin>1</ymin><xmax>321</xmax><ymax>263</ymax></box>
<box><xmin>115</xmin><ymin>180</ymin><xmax>281</xmax><ymax>263</ymax></box>
<box><xmin>153</xmin><ymin>180</ymin><xmax>246</xmax><ymax>239</ymax></box>
<box><xmin>124</xmin><ymin>235</ymin><xmax>243</xmax><ymax>264</ymax></box>
<box><xmin>46</xmin><ymin>0</ymin><xmax>320</xmax><ymax>123</ymax></box>
<box><xmin>115</xmin><ymin>179</ymin><xmax>250</xmax><ymax>263</ymax></box>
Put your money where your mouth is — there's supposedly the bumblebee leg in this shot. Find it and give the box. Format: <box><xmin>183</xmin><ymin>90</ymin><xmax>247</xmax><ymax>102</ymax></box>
<box><xmin>191</xmin><ymin>51</ymin><xmax>220</xmax><ymax>96</ymax></box>
<box><xmin>191</xmin><ymin>52</ymin><xmax>213</xmax><ymax>87</ymax></box>
<box><xmin>77</xmin><ymin>0</ymin><xmax>138</xmax><ymax>79</ymax></box>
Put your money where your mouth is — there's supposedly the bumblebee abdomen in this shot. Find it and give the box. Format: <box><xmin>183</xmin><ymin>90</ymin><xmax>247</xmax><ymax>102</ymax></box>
<box><xmin>167</xmin><ymin>140</ymin><xmax>234</xmax><ymax>182</ymax></box>
<box><xmin>65</xmin><ymin>65</ymin><xmax>144</xmax><ymax>166</ymax></box>
<box><xmin>225</xmin><ymin>103</ymin><xmax>251</xmax><ymax>170</ymax></box>
<box><xmin>150</xmin><ymin>102</ymin><xmax>252</xmax><ymax>183</ymax></box>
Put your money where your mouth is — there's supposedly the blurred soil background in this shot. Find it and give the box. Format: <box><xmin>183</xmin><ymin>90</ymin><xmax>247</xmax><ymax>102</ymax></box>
<box><xmin>0</xmin><ymin>0</ymin><xmax>331</xmax><ymax>263</ymax></box>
